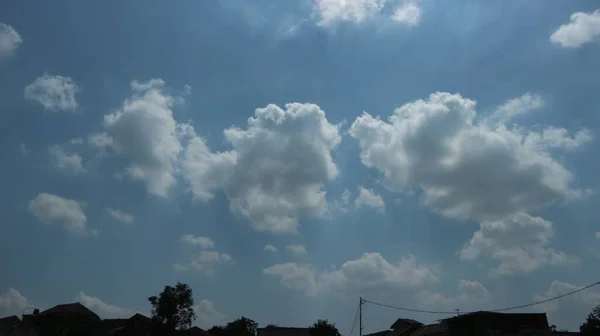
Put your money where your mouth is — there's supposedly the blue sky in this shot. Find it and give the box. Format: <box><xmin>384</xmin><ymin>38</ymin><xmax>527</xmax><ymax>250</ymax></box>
<box><xmin>1</xmin><ymin>0</ymin><xmax>600</xmax><ymax>332</ymax></box>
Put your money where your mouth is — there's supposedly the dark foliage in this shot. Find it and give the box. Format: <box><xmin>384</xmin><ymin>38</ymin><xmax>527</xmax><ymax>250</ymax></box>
<box><xmin>309</xmin><ymin>319</ymin><xmax>341</xmax><ymax>336</ymax></box>
<box><xmin>148</xmin><ymin>282</ymin><xmax>197</xmax><ymax>330</ymax></box>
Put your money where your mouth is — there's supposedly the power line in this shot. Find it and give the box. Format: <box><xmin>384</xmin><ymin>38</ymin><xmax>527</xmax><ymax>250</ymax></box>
<box><xmin>348</xmin><ymin>300</ymin><xmax>360</xmax><ymax>336</ymax></box>
<box><xmin>362</xmin><ymin>280</ymin><xmax>600</xmax><ymax>315</ymax></box>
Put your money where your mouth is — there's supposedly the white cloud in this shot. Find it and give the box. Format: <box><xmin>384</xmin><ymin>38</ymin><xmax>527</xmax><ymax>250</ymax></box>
<box><xmin>264</xmin><ymin>244</ymin><xmax>278</xmax><ymax>253</ymax></box>
<box><xmin>69</xmin><ymin>138</ymin><xmax>84</xmax><ymax>145</ymax></box>
<box><xmin>550</xmin><ymin>10</ymin><xmax>600</xmax><ymax>48</ymax></box>
<box><xmin>0</xmin><ymin>23</ymin><xmax>22</xmax><ymax>59</ymax></box>
<box><xmin>28</xmin><ymin>193</ymin><xmax>88</xmax><ymax>234</ymax></box>
<box><xmin>532</xmin><ymin>281</ymin><xmax>600</xmax><ymax>331</ymax></box>
<box><xmin>391</xmin><ymin>1</ymin><xmax>421</xmax><ymax>27</ymax></box>
<box><xmin>286</xmin><ymin>244</ymin><xmax>308</xmax><ymax>256</ymax></box>
<box><xmin>174</xmin><ymin>250</ymin><xmax>234</xmax><ymax>275</ymax></box>
<box><xmin>0</xmin><ymin>288</ymin><xmax>29</xmax><ymax>317</ymax></box>
<box><xmin>314</xmin><ymin>0</ymin><xmax>386</xmax><ymax>27</ymax></box>
<box><xmin>77</xmin><ymin>292</ymin><xmax>135</xmax><ymax>319</ymax></box>
<box><xmin>183</xmin><ymin>103</ymin><xmax>342</xmax><ymax>234</ymax></box>
<box><xmin>355</xmin><ymin>186</ymin><xmax>385</xmax><ymax>212</ymax></box>
<box><xmin>194</xmin><ymin>300</ymin><xmax>228</xmax><ymax>329</ymax></box>
<box><xmin>48</xmin><ymin>145</ymin><xmax>86</xmax><ymax>174</ymax></box>
<box><xmin>106</xmin><ymin>208</ymin><xmax>135</xmax><ymax>225</ymax></box>
<box><xmin>263</xmin><ymin>252</ymin><xmax>438</xmax><ymax>297</ymax></box>
<box><xmin>100</xmin><ymin>79</ymin><xmax>188</xmax><ymax>197</ymax></box>
<box><xmin>482</xmin><ymin>93</ymin><xmax>544</xmax><ymax>126</ymax></box>
<box><xmin>181</xmin><ymin>234</ymin><xmax>215</xmax><ymax>249</ymax></box>
<box><xmin>25</xmin><ymin>74</ymin><xmax>80</xmax><ymax>112</ymax></box>
<box><xmin>417</xmin><ymin>279</ymin><xmax>492</xmax><ymax>311</ymax></box>
<box><xmin>596</xmin><ymin>232</ymin><xmax>600</xmax><ymax>239</ymax></box>
<box><xmin>460</xmin><ymin>213</ymin><xmax>577</xmax><ymax>276</ymax></box>
<box><xmin>349</xmin><ymin>92</ymin><xmax>591</xmax><ymax>222</ymax></box>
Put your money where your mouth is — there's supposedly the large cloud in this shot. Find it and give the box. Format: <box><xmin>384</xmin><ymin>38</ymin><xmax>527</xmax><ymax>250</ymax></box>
<box><xmin>532</xmin><ymin>281</ymin><xmax>600</xmax><ymax>331</ymax></box>
<box><xmin>460</xmin><ymin>213</ymin><xmax>577</xmax><ymax>276</ymax></box>
<box><xmin>76</xmin><ymin>292</ymin><xmax>136</xmax><ymax>319</ymax></box>
<box><xmin>99</xmin><ymin>79</ymin><xmax>188</xmax><ymax>197</ymax></box>
<box><xmin>349</xmin><ymin>92</ymin><xmax>591</xmax><ymax>222</ymax></box>
<box><xmin>263</xmin><ymin>252</ymin><xmax>438</xmax><ymax>297</ymax></box>
<box><xmin>550</xmin><ymin>10</ymin><xmax>600</xmax><ymax>48</ymax></box>
<box><xmin>183</xmin><ymin>103</ymin><xmax>342</xmax><ymax>234</ymax></box>
<box><xmin>0</xmin><ymin>23</ymin><xmax>23</xmax><ymax>59</ymax></box>
<box><xmin>0</xmin><ymin>288</ymin><xmax>29</xmax><ymax>317</ymax></box>
<box><xmin>28</xmin><ymin>193</ymin><xmax>88</xmax><ymax>234</ymax></box>
<box><xmin>25</xmin><ymin>74</ymin><xmax>80</xmax><ymax>112</ymax></box>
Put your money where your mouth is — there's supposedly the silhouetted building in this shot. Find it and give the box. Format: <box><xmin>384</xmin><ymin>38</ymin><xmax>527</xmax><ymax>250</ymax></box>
<box><xmin>257</xmin><ymin>326</ymin><xmax>311</xmax><ymax>336</ymax></box>
<box><xmin>0</xmin><ymin>316</ymin><xmax>21</xmax><ymax>336</ymax></box>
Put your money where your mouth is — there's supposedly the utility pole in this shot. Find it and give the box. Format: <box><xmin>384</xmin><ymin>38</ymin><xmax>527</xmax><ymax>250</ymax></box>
<box><xmin>359</xmin><ymin>297</ymin><xmax>363</xmax><ymax>336</ymax></box>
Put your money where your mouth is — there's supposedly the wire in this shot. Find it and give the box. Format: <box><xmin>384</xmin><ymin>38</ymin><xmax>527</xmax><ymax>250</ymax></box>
<box><xmin>348</xmin><ymin>303</ymin><xmax>360</xmax><ymax>336</ymax></box>
<box><xmin>362</xmin><ymin>280</ymin><xmax>600</xmax><ymax>315</ymax></box>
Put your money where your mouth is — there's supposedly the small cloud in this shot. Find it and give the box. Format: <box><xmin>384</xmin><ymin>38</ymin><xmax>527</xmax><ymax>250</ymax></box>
<box><xmin>131</xmin><ymin>79</ymin><xmax>165</xmax><ymax>92</ymax></box>
<box><xmin>264</xmin><ymin>244</ymin><xmax>278</xmax><ymax>253</ymax></box>
<box><xmin>355</xmin><ymin>186</ymin><xmax>385</xmax><ymax>212</ymax></box>
<box><xmin>69</xmin><ymin>137</ymin><xmax>84</xmax><ymax>145</ymax></box>
<box><xmin>25</xmin><ymin>73</ymin><xmax>80</xmax><ymax>112</ymax></box>
<box><xmin>106</xmin><ymin>208</ymin><xmax>134</xmax><ymax>225</ymax></box>
<box><xmin>0</xmin><ymin>23</ymin><xmax>23</xmax><ymax>59</ymax></box>
<box><xmin>181</xmin><ymin>234</ymin><xmax>216</xmax><ymax>249</ymax></box>
<box><xmin>550</xmin><ymin>10</ymin><xmax>600</xmax><ymax>48</ymax></box>
<box><xmin>391</xmin><ymin>1</ymin><xmax>421</xmax><ymax>27</ymax></box>
<box><xmin>48</xmin><ymin>145</ymin><xmax>86</xmax><ymax>175</ymax></box>
<box><xmin>28</xmin><ymin>193</ymin><xmax>88</xmax><ymax>234</ymax></box>
<box><xmin>285</xmin><ymin>244</ymin><xmax>307</xmax><ymax>257</ymax></box>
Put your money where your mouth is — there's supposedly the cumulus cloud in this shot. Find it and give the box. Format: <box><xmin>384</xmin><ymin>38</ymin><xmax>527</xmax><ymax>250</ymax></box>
<box><xmin>460</xmin><ymin>213</ymin><xmax>577</xmax><ymax>276</ymax></box>
<box><xmin>314</xmin><ymin>0</ymin><xmax>386</xmax><ymax>26</ymax></box>
<box><xmin>183</xmin><ymin>103</ymin><xmax>342</xmax><ymax>234</ymax></box>
<box><xmin>286</xmin><ymin>244</ymin><xmax>308</xmax><ymax>256</ymax></box>
<box><xmin>174</xmin><ymin>251</ymin><xmax>234</xmax><ymax>275</ymax></box>
<box><xmin>28</xmin><ymin>193</ymin><xmax>88</xmax><ymax>234</ymax></box>
<box><xmin>48</xmin><ymin>145</ymin><xmax>86</xmax><ymax>174</ymax></box>
<box><xmin>264</xmin><ymin>244</ymin><xmax>278</xmax><ymax>252</ymax></box>
<box><xmin>194</xmin><ymin>299</ymin><xmax>228</xmax><ymax>329</ymax></box>
<box><xmin>391</xmin><ymin>1</ymin><xmax>421</xmax><ymax>27</ymax></box>
<box><xmin>417</xmin><ymin>279</ymin><xmax>492</xmax><ymax>310</ymax></box>
<box><xmin>77</xmin><ymin>292</ymin><xmax>135</xmax><ymax>319</ymax></box>
<box><xmin>355</xmin><ymin>186</ymin><xmax>385</xmax><ymax>212</ymax></box>
<box><xmin>533</xmin><ymin>281</ymin><xmax>600</xmax><ymax>331</ymax></box>
<box><xmin>0</xmin><ymin>288</ymin><xmax>29</xmax><ymax>317</ymax></box>
<box><xmin>25</xmin><ymin>74</ymin><xmax>80</xmax><ymax>112</ymax></box>
<box><xmin>550</xmin><ymin>10</ymin><xmax>600</xmax><ymax>48</ymax></box>
<box><xmin>349</xmin><ymin>92</ymin><xmax>591</xmax><ymax>222</ymax></box>
<box><xmin>99</xmin><ymin>79</ymin><xmax>188</xmax><ymax>197</ymax></box>
<box><xmin>106</xmin><ymin>208</ymin><xmax>134</xmax><ymax>225</ymax></box>
<box><xmin>263</xmin><ymin>252</ymin><xmax>438</xmax><ymax>297</ymax></box>
<box><xmin>0</xmin><ymin>23</ymin><xmax>22</xmax><ymax>59</ymax></box>
<box><xmin>181</xmin><ymin>234</ymin><xmax>215</xmax><ymax>249</ymax></box>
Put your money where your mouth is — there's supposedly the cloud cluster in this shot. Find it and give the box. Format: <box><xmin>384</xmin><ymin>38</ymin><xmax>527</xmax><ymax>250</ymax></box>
<box><xmin>460</xmin><ymin>213</ymin><xmax>577</xmax><ymax>276</ymax></box>
<box><xmin>174</xmin><ymin>235</ymin><xmax>233</xmax><ymax>275</ymax></box>
<box><xmin>25</xmin><ymin>74</ymin><xmax>80</xmax><ymax>112</ymax></box>
<box><xmin>263</xmin><ymin>252</ymin><xmax>437</xmax><ymax>297</ymax></box>
<box><xmin>550</xmin><ymin>10</ymin><xmax>600</xmax><ymax>48</ymax></box>
<box><xmin>28</xmin><ymin>193</ymin><xmax>88</xmax><ymax>234</ymax></box>
<box><xmin>313</xmin><ymin>0</ymin><xmax>421</xmax><ymax>27</ymax></box>
<box><xmin>48</xmin><ymin>145</ymin><xmax>86</xmax><ymax>175</ymax></box>
<box><xmin>349</xmin><ymin>92</ymin><xmax>591</xmax><ymax>275</ymax></box>
<box><xmin>0</xmin><ymin>23</ymin><xmax>22</xmax><ymax>59</ymax></box>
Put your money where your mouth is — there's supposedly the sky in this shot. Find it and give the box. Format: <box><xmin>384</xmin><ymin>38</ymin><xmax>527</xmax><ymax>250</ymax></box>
<box><xmin>1</xmin><ymin>0</ymin><xmax>600</xmax><ymax>333</ymax></box>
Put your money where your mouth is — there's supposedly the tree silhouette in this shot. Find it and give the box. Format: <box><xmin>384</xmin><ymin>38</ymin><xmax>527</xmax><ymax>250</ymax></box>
<box><xmin>225</xmin><ymin>317</ymin><xmax>258</xmax><ymax>336</ymax></box>
<box><xmin>580</xmin><ymin>303</ymin><xmax>600</xmax><ymax>335</ymax></box>
<box><xmin>309</xmin><ymin>319</ymin><xmax>341</xmax><ymax>336</ymax></box>
<box><xmin>148</xmin><ymin>282</ymin><xmax>197</xmax><ymax>330</ymax></box>
<box><xmin>265</xmin><ymin>324</ymin><xmax>279</xmax><ymax>329</ymax></box>
<box><xmin>209</xmin><ymin>325</ymin><xmax>227</xmax><ymax>336</ymax></box>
